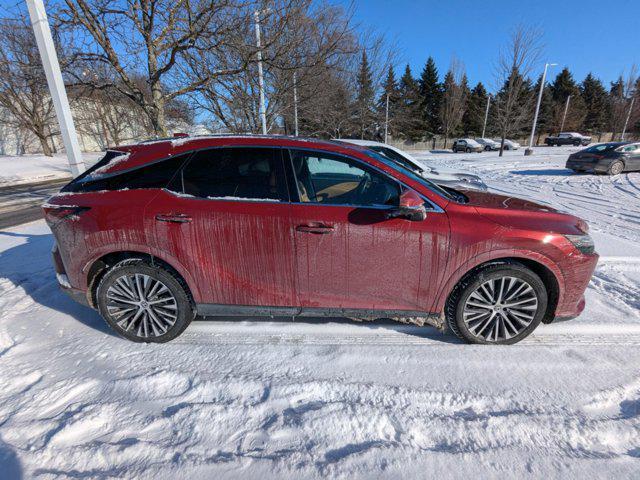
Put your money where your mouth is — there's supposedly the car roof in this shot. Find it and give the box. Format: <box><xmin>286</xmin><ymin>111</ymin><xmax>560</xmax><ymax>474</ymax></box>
<box><xmin>335</xmin><ymin>138</ymin><xmax>383</xmax><ymax>147</ymax></box>
<box><xmin>103</xmin><ymin>135</ymin><xmax>373</xmax><ymax>174</ymax></box>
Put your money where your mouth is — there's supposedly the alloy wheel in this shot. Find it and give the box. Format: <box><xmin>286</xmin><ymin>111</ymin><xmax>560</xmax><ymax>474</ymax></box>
<box><xmin>462</xmin><ymin>276</ymin><xmax>539</xmax><ymax>342</ymax></box>
<box><xmin>105</xmin><ymin>273</ymin><xmax>178</xmax><ymax>338</ymax></box>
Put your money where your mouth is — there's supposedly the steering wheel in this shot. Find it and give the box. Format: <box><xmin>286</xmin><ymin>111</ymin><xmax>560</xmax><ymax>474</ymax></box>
<box><xmin>354</xmin><ymin>172</ymin><xmax>372</xmax><ymax>201</ymax></box>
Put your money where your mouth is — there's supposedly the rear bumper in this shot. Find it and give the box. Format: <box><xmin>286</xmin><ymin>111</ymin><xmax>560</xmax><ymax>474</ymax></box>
<box><xmin>52</xmin><ymin>243</ymin><xmax>90</xmax><ymax>307</ymax></box>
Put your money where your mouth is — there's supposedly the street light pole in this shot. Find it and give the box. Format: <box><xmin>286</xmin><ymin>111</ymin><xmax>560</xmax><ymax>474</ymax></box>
<box><xmin>293</xmin><ymin>71</ymin><xmax>299</xmax><ymax>136</ymax></box>
<box><xmin>560</xmin><ymin>95</ymin><xmax>571</xmax><ymax>132</ymax></box>
<box><xmin>384</xmin><ymin>93</ymin><xmax>389</xmax><ymax>144</ymax></box>
<box><xmin>621</xmin><ymin>96</ymin><xmax>636</xmax><ymax>141</ymax></box>
<box><xmin>481</xmin><ymin>94</ymin><xmax>491</xmax><ymax>138</ymax></box>
<box><xmin>254</xmin><ymin>10</ymin><xmax>268</xmax><ymax>135</ymax></box>
<box><xmin>26</xmin><ymin>0</ymin><xmax>85</xmax><ymax>175</ymax></box>
<box><xmin>525</xmin><ymin>62</ymin><xmax>556</xmax><ymax>156</ymax></box>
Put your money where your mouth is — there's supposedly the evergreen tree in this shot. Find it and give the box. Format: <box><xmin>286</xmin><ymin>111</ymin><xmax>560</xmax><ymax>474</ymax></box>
<box><xmin>355</xmin><ymin>50</ymin><xmax>375</xmax><ymax>139</ymax></box>
<box><xmin>377</xmin><ymin>65</ymin><xmax>399</xmax><ymax>140</ymax></box>
<box><xmin>418</xmin><ymin>57</ymin><xmax>442</xmax><ymax>137</ymax></box>
<box><xmin>580</xmin><ymin>73</ymin><xmax>609</xmax><ymax>140</ymax></box>
<box><xmin>462</xmin><ymin>81</ymin><xmax>487</xmax><ymax>137</ymax></box>
<box><xmin>549</xmin><ymin>67</ymin><xmax>585</xmax><ymax>132</ymax></box>
<box><xmin>396</xmin><ymin>64</ymin><xmax>423</xmax><ymax>141</ymax></box>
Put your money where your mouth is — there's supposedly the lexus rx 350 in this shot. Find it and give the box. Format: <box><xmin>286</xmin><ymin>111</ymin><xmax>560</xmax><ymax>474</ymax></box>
<box><xmin>43</xmin><ymin>136</ymin><xmax>598</xmax><ymax>345</ymax></box>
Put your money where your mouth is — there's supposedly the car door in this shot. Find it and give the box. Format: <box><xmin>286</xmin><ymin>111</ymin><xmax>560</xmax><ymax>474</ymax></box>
<box><xmin>623</xmin><ymin>144</ymin><xmax>640</xmax><ymax>170</ymax></box>
<box><xmin>145</xmin><ymin>146</ymin><xmax>297</xmax><ymax>311</ymax></box>
<box><xmin>286</xmin><ymin>148</ymin><xmax>450</xmax><ymax>314</ymax></box>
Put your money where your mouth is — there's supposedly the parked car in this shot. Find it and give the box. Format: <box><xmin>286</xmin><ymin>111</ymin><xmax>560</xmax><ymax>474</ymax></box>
<box><xmin>44</xmin><ymin>135</ymin><xmax>598</xmax><ymax>345</ymax></box>
<box><xmin>452</xmin><ymin>138</ymin><xmax>484</xmax><ymax>153</ymax></box>
<box><xmin>496</xmin><ymin>139</ymin><xmax>521</xmax><ymax>150</ymax></box>
<box><xmin>566</xmin><ymin>142</ymin><xmax>640</xmax><ymax>175</ymax></box>
<box><xmin>545</xmin><ymin>132</ymin><xmax>591</xmax><ymax>147</ymax></box>
<box><xmin>336</xmin><ymin>139</ymin><xmax>487</xmax><ymax>191</ymax></box>
<box><xmin>475</xmin><ymin>138</ymin><xmax>501</xmax><ymax>151</ymax></box>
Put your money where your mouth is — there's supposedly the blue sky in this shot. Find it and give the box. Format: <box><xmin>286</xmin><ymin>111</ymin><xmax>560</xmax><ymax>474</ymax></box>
<box><xmin>340</xmin><ymin>0</ymin><xmax>639</xmax><ymax>92</ymax></box>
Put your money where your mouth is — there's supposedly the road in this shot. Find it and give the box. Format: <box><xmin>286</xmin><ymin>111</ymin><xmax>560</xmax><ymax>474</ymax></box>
<box><xmin>0</xmin><ymin>178</ymin><xmax>70</xmax><ymax>229</ymax></box>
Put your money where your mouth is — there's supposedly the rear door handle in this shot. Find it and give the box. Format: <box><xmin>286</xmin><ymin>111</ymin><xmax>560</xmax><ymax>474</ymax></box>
<box><xmin>295</xmin><ymin>223</ymin><xmax>335</xmax><ymax>234</ymax></box>
<box><xmin>155</xmin><ymin>213</ymin><xmax>192</xmax><ymax>224</ymax></box>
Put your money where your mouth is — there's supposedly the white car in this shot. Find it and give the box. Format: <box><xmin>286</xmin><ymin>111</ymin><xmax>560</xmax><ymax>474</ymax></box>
<box><xmin>336</xmin><ymin>139</ymin><xmax>488</xmax><ymax>192</ymax></box>
<box><xmin>475</xmin><ymin>138</ymin><xmax>501</xmax><ymax>151</ymax></box>
<box><xmin>495</xmin><ymin>139</ymin><xmax>521</xmax><ymax>150</ymax></box>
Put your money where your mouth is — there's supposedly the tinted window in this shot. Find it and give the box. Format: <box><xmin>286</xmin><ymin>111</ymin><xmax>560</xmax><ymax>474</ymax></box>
<box><xmin>584</xmin><ymin>144</ymin><xmax>618</xmax><ymax>153</ymax></box>
<box><xmin>621</xmin><ymin>144</ymin><xmax>638</xmax><ymax>152</ymax></box>
<box><xmin>64</xmin><ymin>154</ymin><xmax>188</xmax><ymax>193</ymax></box>
<box><xmin>290</xmin><ymin>150</ymin><xmax>400</xmax><ymax>207</ymax></box>
<box><xmin>177</xmin><ymin>148</ymin><xmax>287</xmax><ymax>201</ymax></box>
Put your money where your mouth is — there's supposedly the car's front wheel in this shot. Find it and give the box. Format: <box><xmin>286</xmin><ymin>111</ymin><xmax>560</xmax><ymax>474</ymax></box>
<box><xmin>446</xmin><ymin>263</ymin><xmax>548</xmax><ymax>345</ymax></box>
<box><xmin>97</xmin><ymin>259</ymin><xmax>195</xmax><ymax>342</ymax></box>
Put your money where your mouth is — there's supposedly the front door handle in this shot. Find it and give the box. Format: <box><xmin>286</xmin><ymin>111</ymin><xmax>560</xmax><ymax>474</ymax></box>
<box><xmin>295</xmin><ymin>223</ymin><xmax>335</xmax><ymax>234</ymax></box>
<box><xmin>155</xmin><ymin>213</ymin><xmax>192</xmax><ymax>224</ymax></box>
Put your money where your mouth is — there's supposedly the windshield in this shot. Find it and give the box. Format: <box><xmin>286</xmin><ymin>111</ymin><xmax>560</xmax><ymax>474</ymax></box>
<box><xmin>584</xmin><ymin>143</ymin><xmax>619</xmax><ymax>153</ymax></box>
<box><xmin>362</xmin><ymin>149</ymin><xmax>459</xmax><ymax>202</ymax></box>
<box><xmin>367</xmin><ymin>146</ymin><xmax>422</xmax><ymax>173</ymax></box>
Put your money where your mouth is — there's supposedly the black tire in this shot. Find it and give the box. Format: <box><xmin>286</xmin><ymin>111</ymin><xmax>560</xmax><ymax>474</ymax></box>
<box><xmin>445</xmin><ymin>262</ymin><xmax>547</xmax><ymax>345</ymax></box>
<box><xmin>607</xmin><ymin>160</ymin><xmax>624</xmax><ymax>176</ymax></box>
<box><xmin>452</xmin><ymin>147</ymin><xmax>457</xmax><ymax>153</ymax></box>
<box><xmin>97</xmin><ymin>259</ymin><xmax>195</xmax><ymax>343</ymax></box>
<box><xmin>466</xmin><ymin>147</ymin><xmax>472</xmax><ymax>153</ymax></box>
<box><xmin>573</xmin><ymin>140</ymin><xmax>580</xmax><ymax>146</ymax></box>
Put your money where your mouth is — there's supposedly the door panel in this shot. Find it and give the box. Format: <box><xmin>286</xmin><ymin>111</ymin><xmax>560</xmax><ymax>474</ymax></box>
<box><xmin>291</xmin><ymin>204</ymin><xmax>449</xmax><ymax>311</ymax></box>
<box><xmin>145</xmin><ymin>147</ymin><xmax>296</xmax><ymax>307</ymax></box>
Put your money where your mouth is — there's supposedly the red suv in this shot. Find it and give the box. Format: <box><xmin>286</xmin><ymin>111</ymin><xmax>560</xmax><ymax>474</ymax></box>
<box><xmin>43</xmin><ymin>136</ymin><xmax>598</xmax><ymax>345</ymax></box>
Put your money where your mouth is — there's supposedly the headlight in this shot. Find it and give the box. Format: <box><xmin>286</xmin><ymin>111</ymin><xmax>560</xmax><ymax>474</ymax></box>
<box><xmin>564</xmin><ymin>234</ymin><xmax>595</xmax><ymax>254</ymax></box>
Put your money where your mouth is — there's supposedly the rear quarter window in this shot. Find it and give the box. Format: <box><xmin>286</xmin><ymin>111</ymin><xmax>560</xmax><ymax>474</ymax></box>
<box><xmin>62</xmin><ymin>153</ymin><xmax>189</xmax><ymax>193</ymax></box>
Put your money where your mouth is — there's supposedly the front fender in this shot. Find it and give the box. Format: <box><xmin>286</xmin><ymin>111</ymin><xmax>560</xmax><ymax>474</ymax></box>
<box><xmin>429</xmin><ymin>248</ymin><xmax>565</xmax><ymax>314</ymax></box>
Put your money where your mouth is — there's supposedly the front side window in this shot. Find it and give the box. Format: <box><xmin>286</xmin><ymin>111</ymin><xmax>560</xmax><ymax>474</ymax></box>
<box><xmin>290</xmin><ymin>150</ymin><xmax>400</xmax><ymax>207</ymax></box>
<box><xmin>175</xmin><ymin>148</ymin><xmax>288</xmax><ymax>201</ymax></box>
<box><xmin>622</xmin><ymin>144</ymin><xmax>639</xmax><ymax>152</ymax></box>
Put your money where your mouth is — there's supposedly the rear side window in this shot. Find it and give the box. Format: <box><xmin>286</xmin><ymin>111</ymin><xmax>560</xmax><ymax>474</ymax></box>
<box><xmin>174</xmin><ymin>147</ymin><xmax>288</xmax><ymax>201</ymax></box>
<box><xmin>63</xmin><ymin>154</ymin><xmax>188</xmax><ymax>193</ymax></box>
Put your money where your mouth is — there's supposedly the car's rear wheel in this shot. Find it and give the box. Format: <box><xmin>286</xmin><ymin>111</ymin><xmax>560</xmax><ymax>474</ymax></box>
<box><xmin>608</xmin><ymin>160</ymin><xmax>624</xmax><ymax>175</ymax></box>
<box><xmin>97</xmin><ymin>259</ymin><xmax>195</xmax><ymax>343</ymax></box>
<box><xmin>446</xmin><ymin>263</ymin><xmax>547</xmax><ymax>345</ymax></box>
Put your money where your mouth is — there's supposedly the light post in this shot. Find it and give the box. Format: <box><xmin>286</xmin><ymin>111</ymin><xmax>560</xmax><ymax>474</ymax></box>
<box><xmin>26</xmin><ymin>0</ymin><xmax>85</xmax><ymax>175</ymax></box>
<box><xmin>621</xmin><ymin>96</ymin><xmax>636</xmax><ymax>140</ymax></box>
<box><xmin>525</xmin><ymin>62</ymin><xmax>556</xmax><ymax>156</ymax></box>
<box><xmin>560</xmin><ymin>95</ymin><xmax>571</xmax><ymax>132</ymax></box>
<box><xmin>254</xmin><ymin>9</ymin><xmax>269</xmax><ymax>135</ymax></box>
<box><xmin>293</xmin><ymin>71</ymin><xmax>299</xmax><ymax>136</ymax></box>
<box><xmin>481</xmin><ymin>94</ymin><xmax>491</xmax><ymax>138</ymax></box>
<box><xmin>384</xmin><ymin>93</ymin><xmax>389</xmax><ymax>143</ymax></box>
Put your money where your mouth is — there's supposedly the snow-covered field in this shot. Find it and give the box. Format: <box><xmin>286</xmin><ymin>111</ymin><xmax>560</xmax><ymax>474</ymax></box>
<box><xmin>1</xmin><ymin>146</ymin><xmax>639</xmax><ymax>479</ymax></box>
<box><xmin>0</xmin><ymin>153</ymin><xmax>101</xmax><ymax>187</ymax></box>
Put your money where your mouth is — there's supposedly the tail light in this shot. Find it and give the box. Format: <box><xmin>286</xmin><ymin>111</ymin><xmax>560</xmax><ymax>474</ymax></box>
<box><xmin>42</xmin><ymin>204</ymin><xmax>91</xmax><ymax>224</ymax></box>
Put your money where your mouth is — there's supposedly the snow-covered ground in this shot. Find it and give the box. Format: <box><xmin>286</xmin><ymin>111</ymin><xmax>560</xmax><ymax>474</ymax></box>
<box><xmin>0</xmin><ymin>153</ymin><xmax>101</xmax><ymax>187</ymax></box>
<box><xmin>0</xmin><ymin>146</ymin><xmax>639</xmax><ymax>479</ymax></box>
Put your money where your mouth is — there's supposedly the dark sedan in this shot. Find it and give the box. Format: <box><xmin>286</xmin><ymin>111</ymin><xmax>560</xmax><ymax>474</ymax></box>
<box><xmin>566</xmin><ymin>142</ymin><xmax>640</xmax><ymax>175</ymax></box>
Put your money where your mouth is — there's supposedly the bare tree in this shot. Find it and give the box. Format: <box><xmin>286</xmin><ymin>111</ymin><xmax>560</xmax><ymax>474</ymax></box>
<box><xmin>609</xmin><ymin>65</ymin><xmax>638</xmax><ymax>141</ymax></box>
<box><xmin>0</xmin><ymin>17</ymin><xmax>59</xmax><ymax>156</ymax></box>
<box><xmin>493</xmin><ymin>26</ymin><xmax>542</xmax><ymax>156</ymax></box>
<box><xmin>439</xmin><ymin>58</ymin><xmax>467</xmax><ymax>148</ymax></box>
<box><xmin>59</xmin><ymin>0</ymin><xmax>251</xmax><ymax>136</ymax></box>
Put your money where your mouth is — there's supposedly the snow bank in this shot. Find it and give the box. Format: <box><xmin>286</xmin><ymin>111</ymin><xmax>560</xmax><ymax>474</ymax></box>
<box><xmin>0</xmin><ymin>153</ymin><xmax>103</xmax><ymax>186</ymax></box>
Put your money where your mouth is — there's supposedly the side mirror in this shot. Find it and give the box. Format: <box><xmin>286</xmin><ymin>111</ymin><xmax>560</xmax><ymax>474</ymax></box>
<box><xmin>386</xmin><ymin>188</ymin><xmax>427</xmax><ymax>221</ymax></box>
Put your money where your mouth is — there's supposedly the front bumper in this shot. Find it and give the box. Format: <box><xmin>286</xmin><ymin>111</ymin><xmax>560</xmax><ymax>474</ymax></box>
<box><xmin>550</xmin><ymin>252</ymin><xmax>599</xmax><ymax>322</ymax></box>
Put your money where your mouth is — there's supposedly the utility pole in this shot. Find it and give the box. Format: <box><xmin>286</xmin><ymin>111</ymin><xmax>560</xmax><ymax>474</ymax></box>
<box><xmin>621</xmin><ymin>96</ymin><xmax>636</xmax><ymax>141</ymax></box>
<box><xmin>384</xmin><ymin>93</ymin><xmax>389</xmax><ymax>144</ymax></box>
<box><xmin>293</xmin><ymin>71</ymin><xmax>299</xmax><ymax>136</ymax></box>
<box><xmin>481</xmin><ymin>94</ymin><xmax>491</xmax><ymax>138</ymax></box>
<box><xmin>254</xmin><ymin>10</ymin><xmax>268</xmax><ymax>135</ymax></box>
<box><xmin>526</xmin><ymin>62</ymin><xmax>556</xmax><ymax>156</ymax></box>
<box><xmin>26</xmin><ymin>0</ymin><xmax>85</xmax><ymax>175</ymax></box>
<box><xmin>560</xmin><ymin>95</ymin><xmax>571</xmax><ymax>132</ymax></box>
